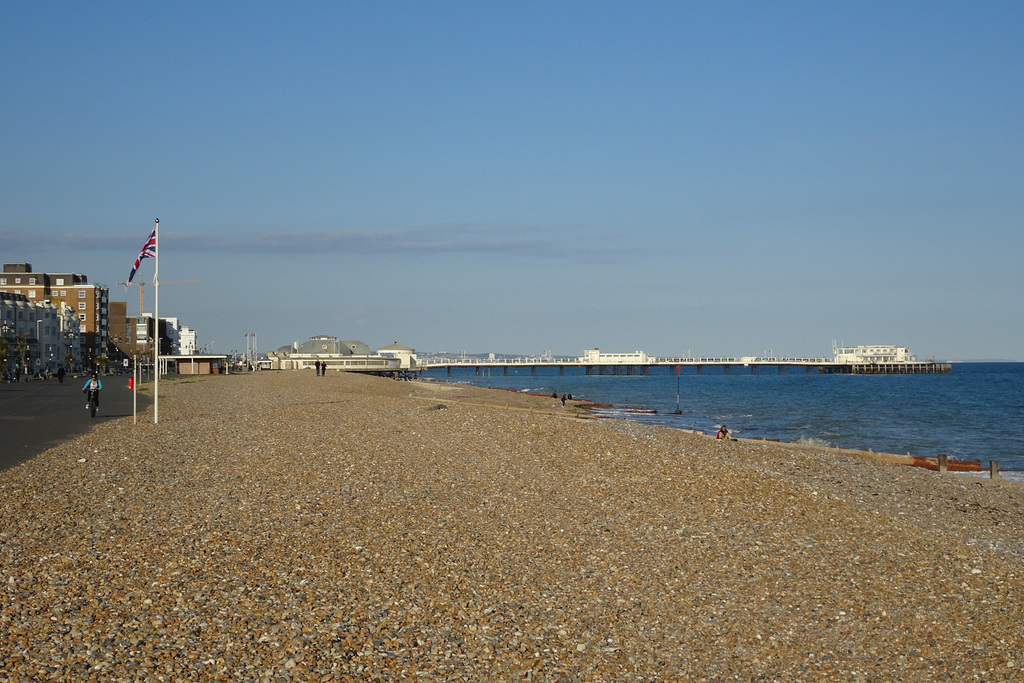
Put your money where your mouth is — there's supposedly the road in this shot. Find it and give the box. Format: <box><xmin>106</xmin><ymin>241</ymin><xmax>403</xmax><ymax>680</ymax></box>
<box><xmin>0</xmin><ymin>375</ymin><xmax>152</xmax><ymax>471</ymax></box>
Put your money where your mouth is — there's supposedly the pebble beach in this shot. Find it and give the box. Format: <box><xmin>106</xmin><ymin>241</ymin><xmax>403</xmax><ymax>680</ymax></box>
<box><xmin>2</xmin><ymin>370</ymin><xmax>1023</xmax><ymax>681</ymax></box>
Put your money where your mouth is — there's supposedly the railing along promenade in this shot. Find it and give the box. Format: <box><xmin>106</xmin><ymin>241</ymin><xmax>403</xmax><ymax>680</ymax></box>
<box><xmin>418</xmin><ymin>358</ymin><xmax>953</xmax><ymax>376</ymax></box>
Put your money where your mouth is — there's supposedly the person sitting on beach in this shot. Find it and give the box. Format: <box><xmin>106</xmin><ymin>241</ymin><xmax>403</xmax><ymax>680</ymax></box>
<box><xmin>716</xmin><ymin>425</ymin><xmax>730</xmax><ymax>440</ymax></box>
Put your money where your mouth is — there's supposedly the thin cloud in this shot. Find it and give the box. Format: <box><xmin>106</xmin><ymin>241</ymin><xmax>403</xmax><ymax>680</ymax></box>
<box><xmin>2</xmin><ymin>224</ymin><xmax>620</xmax><ymax>262</ymax></box>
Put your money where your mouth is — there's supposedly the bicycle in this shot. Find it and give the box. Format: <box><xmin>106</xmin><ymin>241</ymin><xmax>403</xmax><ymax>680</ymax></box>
<box><xmin>86</xmin><ymin>388</ymin><xmax>99</xmax><ymax>418</ymax></box>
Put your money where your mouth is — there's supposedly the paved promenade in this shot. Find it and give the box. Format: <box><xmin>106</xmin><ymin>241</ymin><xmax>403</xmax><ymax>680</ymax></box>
<box><xmin>0</xmin><ymin>374</ymin><xmax>150</xmax><ymax>471</ymax></box>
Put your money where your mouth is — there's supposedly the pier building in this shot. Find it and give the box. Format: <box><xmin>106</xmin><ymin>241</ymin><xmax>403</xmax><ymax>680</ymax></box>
<box><xmin>833</xmin><ymin>345</ymin><xmax>916</xmax><ymax>364</ymax></box>
<box><xmin>582</xmin><ymin>349</ymin><xmax>650</xmax><ymax>364</ymax></box>
<box><xmin>266</xmin><ymin>335</ymin><xmax>419</xmax><ymax>374</ymax></box>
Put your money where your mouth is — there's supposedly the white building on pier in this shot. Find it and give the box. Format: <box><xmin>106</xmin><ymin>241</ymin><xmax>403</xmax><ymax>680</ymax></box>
<box><xmin>833</xmin><ymin>345</ymin><xmax>917</xmax><ymax>364</ymax></box>
<box><xmin>581</xmin><ymin>348</ymin><xmax>651</xmax><ymax>364</ymax></box>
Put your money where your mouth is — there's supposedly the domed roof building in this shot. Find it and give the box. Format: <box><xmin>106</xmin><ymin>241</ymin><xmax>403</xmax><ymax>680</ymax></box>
<box><xmin>266</xmin><ymin>335</ymin><xmax>417</xmax><ymax>374</ymax></box>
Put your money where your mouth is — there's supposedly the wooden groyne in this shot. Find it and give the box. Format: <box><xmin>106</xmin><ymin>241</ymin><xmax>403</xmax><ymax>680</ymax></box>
<box><xmin>909</xmin><ymin>455</ymin><xmax>984</xmax><ymax>472</ymax></box>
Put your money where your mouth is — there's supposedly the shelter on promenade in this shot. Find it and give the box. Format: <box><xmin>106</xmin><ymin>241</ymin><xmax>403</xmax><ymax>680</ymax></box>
<box><xmin>164</xmin><ymin>354</ymin><xmax>229</xmax><ymax>375</ymax></box>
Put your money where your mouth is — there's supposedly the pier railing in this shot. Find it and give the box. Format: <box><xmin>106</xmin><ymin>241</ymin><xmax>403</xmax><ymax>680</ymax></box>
<box><xmin>417</xmin><ymin>358</ymin><xmax>952</xmax><ymax>375</ymax></box>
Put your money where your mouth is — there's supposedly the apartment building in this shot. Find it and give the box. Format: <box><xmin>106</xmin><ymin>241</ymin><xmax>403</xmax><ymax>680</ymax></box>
<box><xmin>0</xmin><ymin>262</ymin><xmax>109</xmax><ymax>364</ymax></box>
<box><xmin>0</xmin><ymin>291</ymin><xmax>81</xmax><ymax>373</ymax></box>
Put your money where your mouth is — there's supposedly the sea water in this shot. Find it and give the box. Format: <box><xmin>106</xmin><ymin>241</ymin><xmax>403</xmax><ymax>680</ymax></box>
<box><xmin>420</xmin><ymin>362</ymin><xmax>1024</xmax><ymax>480</ymax></box>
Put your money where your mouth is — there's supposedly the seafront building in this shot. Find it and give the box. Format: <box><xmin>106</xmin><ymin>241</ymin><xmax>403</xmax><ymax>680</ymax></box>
<box><xmin>377</xmin><ymin>342</ymin><xmax>417</xmax><ymax>368</ymax></box>
<box><xmin>0</xmin><ymin>291</ymin><xmax>81</xmax><ymax>374</ymax></box>
<box><xmin>0</xmin><ymin>262</ymin><xmax>108</xmax><ymax>366</ymax></box>
<box><xmin>178</xmin><ymin>326</ymin><xmax>197</xmax><ymax>356</ymax></box>
<box><xmin>2</xmin><ymin>261</ymin><xmax>202</xmax><ymax>375</ymax></box>
<box><xmin>266</xmin><ymin>335</ymin><xmax>418</xmax><ymax>373</ymax></box>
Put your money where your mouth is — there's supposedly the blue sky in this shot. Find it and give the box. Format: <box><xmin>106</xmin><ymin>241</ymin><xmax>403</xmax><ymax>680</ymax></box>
<box><xmin>2</xmin><ymin>1</ymin><xmax>1022</xmax><ymax>360</ymax></box>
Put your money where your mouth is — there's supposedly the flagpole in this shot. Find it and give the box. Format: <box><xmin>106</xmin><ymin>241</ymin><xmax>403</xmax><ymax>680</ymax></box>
<box><xmin>153</xmin><ymin>218</ymin><xmax>160</xmax><ymax>424</ymax></box>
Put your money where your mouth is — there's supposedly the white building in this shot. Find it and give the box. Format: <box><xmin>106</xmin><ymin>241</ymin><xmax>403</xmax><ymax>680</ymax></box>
<box><xmin>581</xmin><ymin>348</ymin><xmax>651</xmax><ymax>364</ymax></box>
<box><xmin>178</xmin><ymin>325</ymin><xmax>197</xmax><ymax>356</ymax></box>
<box><xmin>162</xmin><ymin>317</ymin><xmax>181</xmax><ymax>355</ymax></box>
<box><xmin>266</xmin><ymin>336</ymin><xmax>402</xmax><ymax>373</ymax></box>
<box><xmin>0</xmin><ymin>293</ymin><xmax>79</xmax><ymax>372</ymax></box>
<box><xmin>833</xmin><ymin>345</ymin><xmax>917</xmax><ymax>364</ymax></box>
<box><xmin>376</xmin><ymin>342</ymin><xmax>418</xmax><ymax>370</ymax></box>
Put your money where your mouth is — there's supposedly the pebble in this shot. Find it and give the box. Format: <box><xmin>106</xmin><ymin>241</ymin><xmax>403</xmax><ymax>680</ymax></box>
<box><xmin>1</xmin><ymin>370</ymin><xmax>1023</xmax><ymax>680</ymax></box>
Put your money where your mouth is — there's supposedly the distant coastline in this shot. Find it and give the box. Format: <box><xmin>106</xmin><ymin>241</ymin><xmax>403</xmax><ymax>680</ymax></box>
<box><xmin>947</xmin><ymin>359</ymin><xmax>1022</xmax><ymax>363</ymax></box>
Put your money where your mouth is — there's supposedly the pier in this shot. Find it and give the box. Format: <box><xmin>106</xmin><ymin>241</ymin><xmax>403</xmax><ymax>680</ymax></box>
<box><xmin>419</xmin><ymin>358</ymin><xmax>952</xmax><ymax>376</ymax></box>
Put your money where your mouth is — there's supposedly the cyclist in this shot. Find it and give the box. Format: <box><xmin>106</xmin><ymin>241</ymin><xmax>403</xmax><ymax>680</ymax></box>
<box><xmin>82</xmin><ymin>372</ymin><xmax>103</xmax><ymax>412</ymax></box>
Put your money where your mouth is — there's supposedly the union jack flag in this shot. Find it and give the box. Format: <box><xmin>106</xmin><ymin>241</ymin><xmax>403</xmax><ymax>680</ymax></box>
<box><xmin>127</xmin><ymin>227</ymin><xmax>157</xmax><ymax>284</ymax></box>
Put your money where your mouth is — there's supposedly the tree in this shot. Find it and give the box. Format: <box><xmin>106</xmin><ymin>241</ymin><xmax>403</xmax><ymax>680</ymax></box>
<box><xmin>0</xmin><ymin>337</ymin><xmax>8</xmax><ymax>373</ymax></box>
<box><xmin>14</xmin><ymin>334</ymin><xmax>28</xmax><ymax>374</ymax></box>
<box><xmin>94</xmin><ymin>354</ymin><xmax>109</xmax><ymax>373</ymax></box>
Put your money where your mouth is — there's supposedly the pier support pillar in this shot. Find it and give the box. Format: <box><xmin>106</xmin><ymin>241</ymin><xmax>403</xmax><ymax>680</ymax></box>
<box><xmin>447</xmin><ymin>366</ymin><xmax>451</xmax><ymax>376</ymax></box>
<box><xmin>990</xmin><ymin>461</ymin><xmax>1000</xmax><ymax>479</ymax></box>
<box><xmin>531</xmin><ymin>366</ymin><xmax>537</xmax><ymax>376</ymax></box>
<box><xmin>937</xmin><ymin>453</ymin><xmax>948</xmax><ymax>474</ymax></box>
<box><xmin>751</xmin><ymin>366</ymin><xmax>759</xmax><ymax>375</ymax></box>
<box><xmin>504</xmin><ymin>366</ymin><xmax>509</xmax><ymax>376</ymax></box>
<box><xmin>559</xmin><ymin>366</ymin><xmax>564</xmax><ymax>376</ymax></box>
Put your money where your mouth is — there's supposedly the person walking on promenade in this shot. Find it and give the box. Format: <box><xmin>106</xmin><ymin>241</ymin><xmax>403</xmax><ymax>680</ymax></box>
<box><xmin>57</xmin><ymin>365</ymin><xmax>65</xmax><ymax>384</ymax></box>
<box><xmin>314</xmin><ymin>360</ymin><xmax>321</xmax><ymax>376</ymax></box>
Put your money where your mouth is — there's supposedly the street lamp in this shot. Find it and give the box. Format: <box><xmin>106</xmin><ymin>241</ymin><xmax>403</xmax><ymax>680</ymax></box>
<box><xmin>1</xmin><ymin>323</ymin><xmax>9</xmax><ymax>376</ymax></box>
<box><xmin>35</xmin><ymin>319</ymin><xmax>42</xmax><ymax>375</ymax></box>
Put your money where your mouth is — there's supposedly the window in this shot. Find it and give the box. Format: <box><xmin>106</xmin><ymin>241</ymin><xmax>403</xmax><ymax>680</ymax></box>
<box><xmin>78</xmin><ymin>291</ymin><xmax>86</xmax><ymax>298</ymax></box>
<box><xmin>60</xmin><ymin>290</ymin><xmax>67</xmax><ymax>296</ymax></box>
<box><xmin>56</xmin><ymin>278</ymin><xmax>65</xmax><ymax>286</ymax></box>
<box><xmin>79</xmin><ymin>314</ymin><xmax>86</xmax><ymax>321</ymax></box>
<box><xmin>14</xmin><ymin>277</ymin><xmax>21</xmax><ymax>283</ymax></box>
<box><xmin>28</xmin><ymin>291</ymin><xmax>36</xmax><ymax>298</ymax></box>
<box><xmin>79</xmin><ymin>302</ymin><xmax>86</xmax><ymax>310</ymax></box>
<box><xmin>0</xmin><ymin>277</ymin><xmax>5</xmax><ymax>284</ymax></box>
<box><xmin>29</xmin><ymin>277</ymin><xmax>36</xmax><ymax>284</ymax></box>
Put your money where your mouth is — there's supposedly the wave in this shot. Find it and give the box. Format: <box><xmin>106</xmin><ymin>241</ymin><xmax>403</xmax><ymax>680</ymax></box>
<box><xmin>794</xmin><ymin>435</ymin><xmax>835</xmax><ymax>448</ymax></box>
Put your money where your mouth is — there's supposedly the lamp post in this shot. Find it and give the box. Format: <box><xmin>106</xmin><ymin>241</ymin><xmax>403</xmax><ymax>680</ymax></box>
<box><xmin>244</xmin><ymin>332</ymin><xmax>253</xmax><ymax>368</ymax></box>
<box><xmin>35</xmin><ymin>319</ymin><xmax>42</xmax><ymax>375</ymax></box>
<box><xmin>1</xmin><ymin>322</ymin><xmax>9</xmax><ymax>377</ymax></box>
